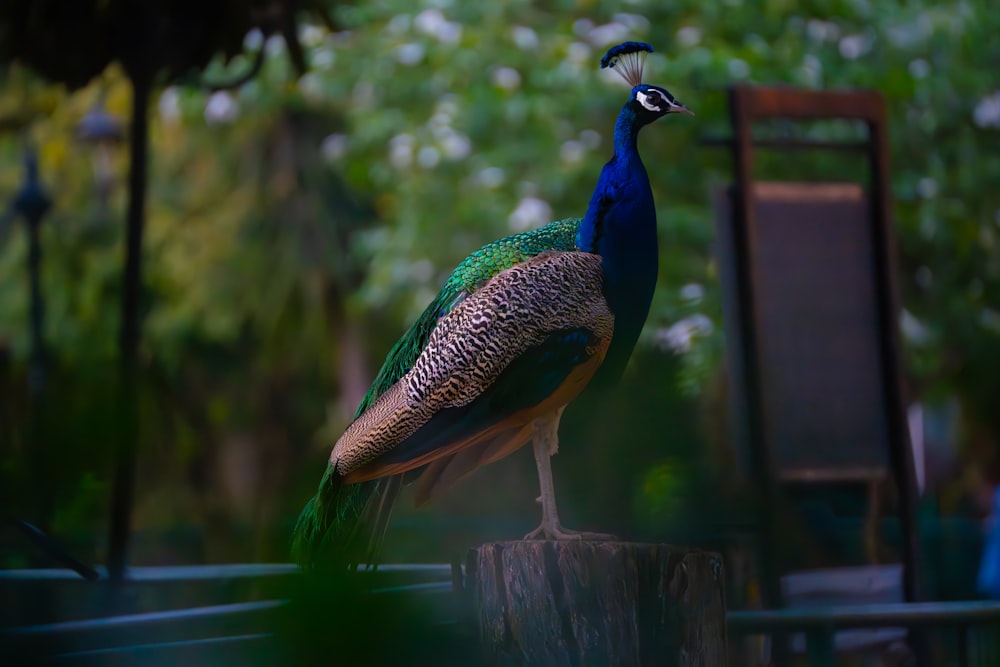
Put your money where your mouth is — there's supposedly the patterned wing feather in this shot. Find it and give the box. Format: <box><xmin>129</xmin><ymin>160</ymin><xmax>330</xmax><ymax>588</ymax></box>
<box><xmin>354</xmin><ymin>328</ymin><xmax>607</xmax><ymax>481</ymax></box>
<box><xmin>332</xmin><ymin>251</ymin><xmax>613</xmax><ymax>480</ymax></box>
<box><xmin>356</xmin><ymin>218</ymin><xmax>581</xmax><ymax>415</ymax></box>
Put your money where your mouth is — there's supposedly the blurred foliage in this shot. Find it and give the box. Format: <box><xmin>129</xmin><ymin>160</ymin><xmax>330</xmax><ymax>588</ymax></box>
<box><xmin>0</xmin><ymin>0</ymin><xmax>999</xmax><ymax>565</ymax></box>
<box><xmin>0</xmin><ymin>0</ymin><xmax>339</xmax><ymax>87</ymax></box>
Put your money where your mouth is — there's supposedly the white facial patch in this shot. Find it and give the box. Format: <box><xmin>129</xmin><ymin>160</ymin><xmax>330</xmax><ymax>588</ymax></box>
<box><xmin>636</xmin><ymin>90</ymin><xmax>661</xmax><ymax>112</ymax></box>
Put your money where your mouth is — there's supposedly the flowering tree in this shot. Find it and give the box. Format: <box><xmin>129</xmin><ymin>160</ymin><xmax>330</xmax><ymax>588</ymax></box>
<box><xmin>0</xmin><ymin>0</ymin><xmax>998</xmax><ymax>562</ymax></box>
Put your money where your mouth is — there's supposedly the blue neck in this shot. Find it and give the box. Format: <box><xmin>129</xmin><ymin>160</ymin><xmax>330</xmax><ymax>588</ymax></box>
<box><xmin>577</xmin><ymin>105</ymin><xmax>653</xmax><ymax>253</ymax></box>
<box><xmin>611</xmin><ymin>105</ymin><xmax>642</xmax><ymax>156</ymax></box>
<box><xmin>576</xmin><ymin>103</ymin><xmax>660</xmax><ymax>383</ymax></box>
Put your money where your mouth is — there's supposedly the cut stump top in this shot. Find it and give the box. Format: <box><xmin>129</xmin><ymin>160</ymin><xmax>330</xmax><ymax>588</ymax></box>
<box><xmin>466</xmin><ymin>541</ymin><xmax>727</xmax><ymax>667</ymax></box>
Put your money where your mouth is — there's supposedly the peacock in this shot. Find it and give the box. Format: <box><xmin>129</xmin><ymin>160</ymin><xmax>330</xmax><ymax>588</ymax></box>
<box><xmin>293</xmin><ymin>41</ymin><xmax>692</xmax><ymax>569</ymax></box>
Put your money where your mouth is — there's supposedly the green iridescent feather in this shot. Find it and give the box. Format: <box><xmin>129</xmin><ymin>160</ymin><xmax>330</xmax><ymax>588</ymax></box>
<box><xmin>292</xmin><ymin>217</ymin><xmax>581</xmax><ymax>568</ymax></box>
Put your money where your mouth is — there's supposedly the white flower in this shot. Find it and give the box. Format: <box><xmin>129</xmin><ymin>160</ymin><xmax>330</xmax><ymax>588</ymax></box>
<box><xmin>492</xmin><ymin>67</ymin><xmax>521</xmax><ymax>90</ymax></box>
<box><xmin>389</xmin><ymin>134</ymin><xmax>414</xmax><ymax>169</ymax></box>
<box><xmin>428</xmin><ymin>101</ymin><xmax>456</xmax><ymax>134</ymax></box>
<box><xmin>394</xmin><ymin>43</ymin><xmax>425</xmax><ymax>66</ymax></box>
<box><xmin>298</xmin><ymin>24</ymin><xmax>325</xmax><ymax>48</ymax></box>
<box><xmin>900</xmin><ymin>310</ymin><xmax>929</xmax><ymax>344</ymax></box>
<box><xmin>414</xmin><ymin>9</ymin><xmax>461</xmax><ymax>44</ymax></box>
<box><xmin>886</xmin><ymin>17</ymin><xmax>931</xmax><ymax>48</ymax></box>
<box><xmin>728</xmin><ymin>58</ymin><xmax>751</xmax><ymax>79</ymax></box>
<box><xmin>440</xmin><ymin>132</ymin><xmax>471</xmax><ymax>160</ymax></box>
<box><xmin>266</xmin><ymin>35</ymin><xmax>285</xmax><ymax>57</ymax></box>
<box><xmin>477</xmin><ymin>167</ymin><xmax>506</xmax><ymax>188</ymax></box>
<box><xmin>244</xmin><ymin>29</ymin><xmax>264</xmax><ymax>51</ymax></box>
<box><xmin>417</xmin><ymin>146</ymin><xmax>440</xmax><ymax>168</ymax></box>
<box><xmin>511</xmin><ymin>26</ymin><xmax>538</xmax><ymax>51</ymax></box>
<box><xmin>679</xmin><ymin>283</ymin><xmax>704</xmax><ymax>304</ymax></box>
<box><xmin>656</xmin><ymin>315</ymin><xmax>714</xmax><ymax>354</ymax></box>
<box><xmin>436</xmin><ymin>98</ymin><xmax>458</xmax><ymax>117</ymax></box>
<box><xmin>839</xmin><ymin>33</ymin><xmax>873</xmax><ymax>60</ymax></box>
<box><xmin>158</xmin><ymin>87</ymin><xmax>181</xmax><ymax>123</ymax></box>
<box><xmin>973</xmin><ymin>91</ymin><xmax>1000</xmax><ymax>128</ymax></box>
<box><xmin>205</xmin><ymin>91</ymin><xmax>238</xmax><ymax>124</ymax></box>
<box><xmin>415</xmin><ymin>9</ymin><xmax>446</xmax><ymax>35</ymax></box>
<box><xmin>437</xmin><ymin>22</ymin><xmax>461</xmax><ymax>44</ymax></box>
<box><xmin>312</xmin><ymin>48</ymin><xmax>335</xmax><ymax>70</ymax></box>
<box><xmin>676</xmin><ymin>26</ymin><xmax>702</xmax><ymax>48</ymax></box>
<box><xmin>508</xmin><ymin>197</ymin><xmax>552</xmax><ymax>232</ymax></box>
<box><xmin>321</xmin><ymin>134</ymin><xmax>348</xmax><ymax>161</ymax></box>
<box><xmin>560</xmin><ymin>140</ymin><xmax>585</xmax><ymax>164</ymax></box>
<box><xmin>917</xmin><ymin>177</ymin><xmax>938</xmax><ymax>199</ymax></box>
<box><xmin>297</xmin><ymin>73</ymin><xmax>323</xmax><ymax>99</ymax></box>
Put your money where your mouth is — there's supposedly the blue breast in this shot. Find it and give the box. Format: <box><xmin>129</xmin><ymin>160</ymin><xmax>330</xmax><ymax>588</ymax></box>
<box><xmin>576</xmin><ymin>105</ymin><xmax>660</xmax><ymax>384</ymax></box>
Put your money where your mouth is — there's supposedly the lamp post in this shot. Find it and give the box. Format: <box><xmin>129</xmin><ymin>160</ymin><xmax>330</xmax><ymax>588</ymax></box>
<box><xmin>4</xmin><ymin>146</ymin><xmax>55</xmax><ymax>546</ymax></box>
<box><xmin>10</xmin><ymin>147</ymin><xmax>52</xmax><ymax>397</ymax></box>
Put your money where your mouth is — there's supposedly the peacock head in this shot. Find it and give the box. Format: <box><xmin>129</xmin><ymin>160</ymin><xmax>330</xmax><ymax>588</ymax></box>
<box><xmin>601</xmin><ymin>42</ymin><xmax>693</xmax><ymax>125</ymax></box>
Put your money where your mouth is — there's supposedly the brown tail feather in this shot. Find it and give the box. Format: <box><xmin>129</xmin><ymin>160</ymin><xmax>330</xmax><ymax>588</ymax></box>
<box><xmin>411</xmin><ymin>421</ymin><xmax>537</xmax><ymax>506</ymax></box>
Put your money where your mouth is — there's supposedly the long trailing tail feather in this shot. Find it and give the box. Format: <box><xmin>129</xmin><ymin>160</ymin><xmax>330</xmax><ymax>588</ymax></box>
<box><xmin>292</xmin><ymin>463</ymin><xmax>400</xmax><ymax>570</ymax></box>
<box><xmin>365</xmin><ymin>474</ymin><xmax>403</xmax><ymax>567</ymax></box>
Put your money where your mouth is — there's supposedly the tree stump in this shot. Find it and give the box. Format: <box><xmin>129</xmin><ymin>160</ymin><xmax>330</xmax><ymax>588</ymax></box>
<box><xmin>466</xmin><ymin>541</ymin><xmax>727</xmax><ymax>666</ymax></box>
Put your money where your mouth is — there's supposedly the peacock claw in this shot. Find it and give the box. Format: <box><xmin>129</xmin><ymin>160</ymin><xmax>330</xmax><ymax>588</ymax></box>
<box><xmin>523</xmin><ymin>522</ymin><xmax>617</xmax><ymax>541</ymax></box>
<box><xmin>525</xmin><ymin>415</ymin><xmax>616</xmax><ymax>541</ymax></box>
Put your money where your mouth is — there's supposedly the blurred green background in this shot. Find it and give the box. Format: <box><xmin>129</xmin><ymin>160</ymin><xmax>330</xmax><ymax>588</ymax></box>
<box><xmin>0</xmin><ymin>0</ymin><xmax>998</xmax><ymax>576</ymax></box>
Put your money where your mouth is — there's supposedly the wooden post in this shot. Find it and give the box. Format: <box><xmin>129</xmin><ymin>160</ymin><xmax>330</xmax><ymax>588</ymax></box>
<box><xmin>466</xmin><ymin>541</ymin><xmax>727</xmax><ymax>666</ymax></box>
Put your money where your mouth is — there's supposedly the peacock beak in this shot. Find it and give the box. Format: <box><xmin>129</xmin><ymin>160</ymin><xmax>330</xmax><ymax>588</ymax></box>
<box><xmin>670</xmin><ymin>101</ymin><xmax>694</xmax><ymax>116</ymax></box>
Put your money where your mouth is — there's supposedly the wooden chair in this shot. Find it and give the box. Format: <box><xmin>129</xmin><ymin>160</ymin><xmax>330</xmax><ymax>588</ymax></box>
<box><xmin>711</xmin><ymin>85</ymin><xmax>922</xmax><ymax>663</ymax></box>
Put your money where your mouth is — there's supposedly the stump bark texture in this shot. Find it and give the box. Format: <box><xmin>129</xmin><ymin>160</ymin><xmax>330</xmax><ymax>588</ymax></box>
<box><xmin>466</xmin><ymin>541</ymin><xmax>727</xmax><ymax>667</ymax></box>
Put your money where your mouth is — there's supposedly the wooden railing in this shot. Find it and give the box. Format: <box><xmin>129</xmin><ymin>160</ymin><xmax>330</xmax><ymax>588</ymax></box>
<box><xmin>729</xmin><ymin>601</ymin><xmax>1000</xmax><ymax>667</ymax></box>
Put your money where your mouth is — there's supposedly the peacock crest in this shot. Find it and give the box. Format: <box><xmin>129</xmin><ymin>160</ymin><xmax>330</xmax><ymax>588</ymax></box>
<box><xmin>600</xmin><ymin>41</ymin><xmax>654</xmax><ymax>88</ymax></box>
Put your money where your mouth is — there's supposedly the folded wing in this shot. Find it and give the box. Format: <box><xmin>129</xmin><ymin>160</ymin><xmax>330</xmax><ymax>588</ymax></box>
<box><xmin>331</xmin><ymin>251</ymin><xmax>613</xmax><ymax>484</ymax></box>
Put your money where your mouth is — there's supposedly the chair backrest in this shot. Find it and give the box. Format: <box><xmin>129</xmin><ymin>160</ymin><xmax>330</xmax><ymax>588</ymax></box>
<box><xmin>715</xmin><ymin>181</ymin><xmax>892</xmax><ymax>481</ymax></box>
<box><xmin>713</xmin><ymin>85</ymin><xmax>921</xmax><ymax>609</ymax></box>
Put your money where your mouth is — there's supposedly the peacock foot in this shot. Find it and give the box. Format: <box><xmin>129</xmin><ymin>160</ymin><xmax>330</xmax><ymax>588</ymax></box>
<box><xmin>523</xmin><ymin>521</ymin><xmax>617</xmax><ymax>541</ymax></box>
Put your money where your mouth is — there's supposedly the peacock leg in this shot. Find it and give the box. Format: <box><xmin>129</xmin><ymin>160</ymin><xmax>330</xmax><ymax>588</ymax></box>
<box><xmin>523</xmin><ymin>411</ymin><xmax>617</xmax><ymax>541</ymax></box>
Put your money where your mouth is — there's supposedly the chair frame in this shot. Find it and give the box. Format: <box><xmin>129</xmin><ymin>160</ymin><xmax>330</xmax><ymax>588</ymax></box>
<box><xmin>720</xmin><ymin>85</ymin><xmax>922</xmax><ymax>612</ymax></box>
